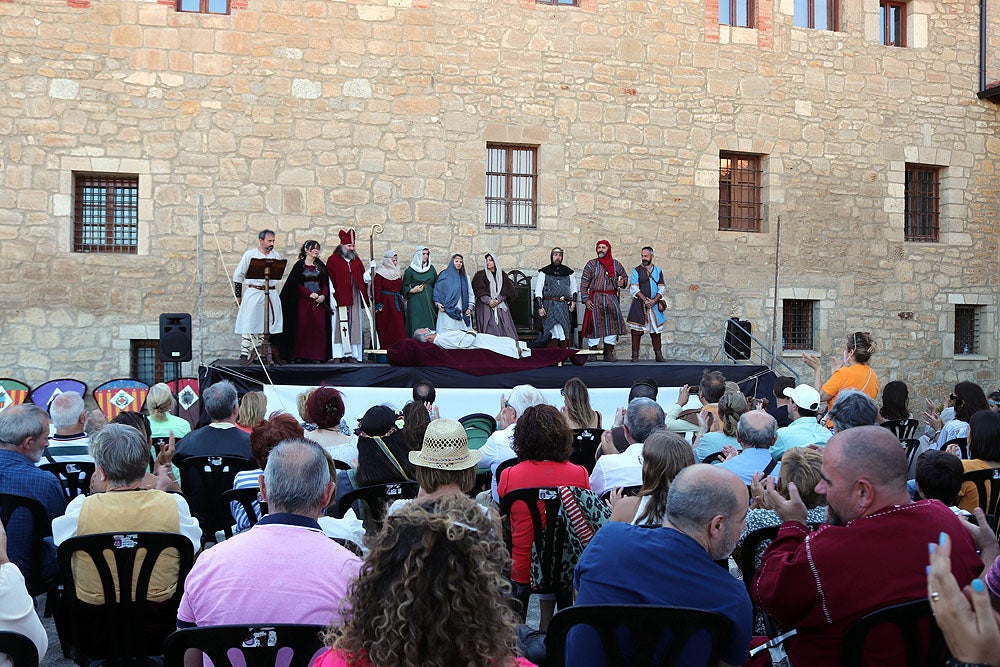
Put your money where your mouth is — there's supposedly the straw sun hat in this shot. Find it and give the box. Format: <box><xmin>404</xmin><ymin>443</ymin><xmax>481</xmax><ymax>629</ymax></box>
<box><xmin>408</xmin><ymin>418</ymin><xmax>482</xmax><ymax>471</ymax></box>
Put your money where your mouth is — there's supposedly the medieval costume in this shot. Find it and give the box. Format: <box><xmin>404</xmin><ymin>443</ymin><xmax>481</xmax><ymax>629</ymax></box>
<box><xmin>233</xmin><ymin>234</ymin><xmax>283</xmax><ymax>361</ymax></box>
<box><xmin>626</xmin><ymin>255</ymin><xmax>667</xmax><ymax>362</ymax></box>
<box><xmin>402</xmin><ymin>246</ymin><xmax>437</xmax><ymax>337</ymax></box>
<box><xmin>471</xmin><ymin>252</ymin><xmax>518</xmax><ymax>340</ymax></box>
<box><xmin>326</xmin><ymin>229</ymin><xmax>371</xmax><ymax>362</ymax></box>
<box><xmin>422</xmin><ymin>329</ymin><xmax>530</xmax><ymax>359</ymax></box>
<box><xmin>433</xmin><ymin>254</ymin><xmax>473</xmax><ymax>333</ymax></box>
<box><xmin>276</xmin><ymin>240</ymin><xmax>332</xmax><ymax>363</ymax></box>
<box><xmin>533</xmin><ymin>247</ymin><xmax>577</xmax><ymax>348</ymax></box>
<box><xmin>373</xmin><ymin>250</ymin><xmax>406</xmax><ymax>350</ymax></box>
<box><xmin>580</xmin><ymin>240</ymin><xmax>627</xmax><ymax>361</ymax></box>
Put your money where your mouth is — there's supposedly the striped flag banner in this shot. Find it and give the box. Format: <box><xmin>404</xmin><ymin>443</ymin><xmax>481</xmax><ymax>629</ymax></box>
<box><xmin>93</xmin><ymin>379</ymin><xmax>150</xmax><ymax>421</ymax></box>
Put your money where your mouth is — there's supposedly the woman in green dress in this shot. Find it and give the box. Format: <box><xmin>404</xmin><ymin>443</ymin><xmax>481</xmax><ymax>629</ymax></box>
<box><xmin>402</xmin><ymin>246</ymin><xmax>438</xmax><ymax>336</ymax></box>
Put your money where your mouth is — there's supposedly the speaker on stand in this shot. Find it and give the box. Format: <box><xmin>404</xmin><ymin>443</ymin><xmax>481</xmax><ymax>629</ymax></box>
<box><xmin>724</xmin><ymin>318</ymin><xmax>752</xmax><ymax>361</ymax></box>
<box><xmin>159</xmin><ymin>314</ymin><xmax>192</xmax><ymax>381</ymax></box>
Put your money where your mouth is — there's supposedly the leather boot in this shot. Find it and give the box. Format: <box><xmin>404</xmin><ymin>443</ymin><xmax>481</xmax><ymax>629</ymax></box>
<box><xmin>651</xmin><ymin>333</ymin><xmax>666</xmax><ymax>362</ymax></box>
<box><xmin>603</xmin><ymin>343</ymin><xmax>617</xmax><ymax>362</ymax></box>
<box><xmin>630</xmin><ymin>331</ymin><xmax>642</xmax><ymax>362</ymax></box>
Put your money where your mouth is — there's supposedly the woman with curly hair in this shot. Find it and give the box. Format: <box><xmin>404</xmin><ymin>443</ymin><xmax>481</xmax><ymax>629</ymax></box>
<box><xmin>692</xmin><ymin>390</ymin><xmax>748</xmax><ymax>462</ymax></box>
<box><xmin>609</xmin><ymin>430</ymin><xmax>694</xmax><ymax>525</ymax></box>
<box><xmin>316</xmin><ymin>495</ymin><xmax>535</xmax><ymax>667</ymax></box>
<box><xmin>497</xmin><ymin>404</ymin><xmax>589</xmax><ymax>629</ymax></box>
<box><xmin>803</xmin><ymin>330</ymin><xmax>880</xmax><ymax>411</ymax></box>
<box><xmin>560</xmin><ymin>377</ymin><xmax>601</xmax><ymax>430</ymax></box>
<box><xmin>305</xmin><ymin>386</ymin><xmax>358</xmax><ymax>467</ymax></box>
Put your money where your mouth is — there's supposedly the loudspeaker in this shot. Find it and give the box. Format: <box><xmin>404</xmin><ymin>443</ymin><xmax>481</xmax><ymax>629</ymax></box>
<box><xmin>159</xmin><ymin>313</ymin><xmax>192</xmax><ymax>362</ymax></box>
<box><xmin>724</xmin><ymin>318</ymin><xmax>752</xmax><ymax>360</ymax></box>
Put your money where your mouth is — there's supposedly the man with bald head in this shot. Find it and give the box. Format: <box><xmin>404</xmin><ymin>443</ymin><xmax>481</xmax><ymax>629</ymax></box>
<box><xmin>753</xmin><ymin>425</ymin><xmax>982</xmax><ymax>666</ymax></box>
<box><xmin>572</xmin><ymin>464</ymin><xmax>752</xmax><ymax>666</ymax></box>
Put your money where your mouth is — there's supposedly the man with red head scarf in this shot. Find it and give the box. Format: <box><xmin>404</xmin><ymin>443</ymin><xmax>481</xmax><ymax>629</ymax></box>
<box><xmin>580</xmin><ymin>240</ymin><xmax>628</xmax><ymax>361</ymax></box>
<box><xmin>326</xmin><ymin>229</ymin><xmax>373</xmax><ymax>363</ymax></box>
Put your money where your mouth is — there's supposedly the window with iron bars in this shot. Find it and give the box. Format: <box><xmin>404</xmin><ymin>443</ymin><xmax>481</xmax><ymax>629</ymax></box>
<box><xmin>782</xmin><ymin>300</ymin><xmax>816</xmax><ymax>351</ymax></box>
<box><xmin>486</xmin><ymin>144</ymin><xmax>537</xmax><ymax>229</ymax></box>
<box><xmin>131</xmin><ymin>340</ymin><xmax>182</xmax><ymax>386</ymax></box>
<box><xmin>904</xmin><ymin>164</ymin><xmax>940</xmax><ymax>242</ymax></box>
<box><xmin>719</xmin><ymin>152</ymin><xmax>762</xmax><ymax>232</ymax></box>
<box><xmin>954</xmin><ymin>305</ymin><xmax>981</xmax><ymax>355</ymax></box>
<box><xmin>73</xmin><ymin>173</ymin><xmax>139</xmax><ymax>254</ymax></box>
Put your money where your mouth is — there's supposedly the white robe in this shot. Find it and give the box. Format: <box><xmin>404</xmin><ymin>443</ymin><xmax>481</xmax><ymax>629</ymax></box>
<box><xmin>233</xmin><ymin>248</ymin><xmax>284</xmax><ymax>335</ymax></box>
<box><xmin>432</xmin><ymin>329</ymin><xmax>530</xmax><ymax>359</ymax></box>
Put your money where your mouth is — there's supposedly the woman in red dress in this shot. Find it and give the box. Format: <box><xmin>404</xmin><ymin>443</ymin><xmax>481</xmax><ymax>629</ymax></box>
<box><xmin>276</xmin><ymin>240</ymin><xmax>332</xmax><ymax>363</ymax></box>
<box><xmin>373</xmin><ymin>250</ymin><xmax>406</xmax><ymax>349</ymax></box>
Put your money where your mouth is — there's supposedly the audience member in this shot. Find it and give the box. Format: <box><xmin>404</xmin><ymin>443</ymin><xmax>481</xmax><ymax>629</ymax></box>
<box><xmin>295</xmin><ymin>388</ymin><xmax>316</xmax><ymax>430</ymax></box>
<box><xmin>353</xmin><ymin>405</ymin><xmax>415</xmax><ymax>488</ymax></box>
<box><xmin>314</xmin><ymin>495</ymin><xmax>531</xmax><ymax>667</ymax></box>
<box><xmin>303</xmin><ymin>387</ymin><xmax>358</xmax><ymax>466</ymax></box>
<box><xmin>608</xmin><ymin>430</ymin><xmax>693</xmax><ymax>525</ymax></box>
<box><xmin>173</xmin><ymin>380</ymin><xmax>251</xmax><ymax>464</ymax></box>
<box><xmin>606</xmin><ymin>377</ymin><xmax>658</xmax><ymax>452</ymax></box>
<box><xmin>478</xmin><ymin>384</ymin><xmax>546</xmax><ymax>504</ymax></box>
<box><xmin>146</xmin><ymin>383</ymin><xmax>192</xmax><ymax>442</ymax></box>
<box><xmin>878</xmin><ymin>380</ymin><xmax>934</xmax><ymax>440</ymax></box>
<box><xmin>989</xmin><ymin>390</ymin><xmax>1000</xmax><ymax>412</ymax></box>
<box><xmin>803</xmin><ymin>330</ymin><xmax>879</xmax><ymax>411</ymax></box>
<box><xmin>769</xmin><ymin>384</ymin><xmax>831</xmax><ymax>459</ymax></box>
<box><xmin>0</xmin><ymin>519</ymin><xmax>46</xmax><ymax>667</ymax></box>
<box><xmin>826</xmin><ymin>388</ymin><xmax>878</xmax><ymax>432</ymax></box>
<box><xmin>771</xmin><ymin>376</ymin><xmax>796</xmax><ymax>428</ymax></box>
<box><xmin>389</xmin><ymin>418</ymin><xmax>486</xmax><ymax>517</ymax></box>
<box><xmin>693</xmin><ymin>390</ymin><xmax>748</xmax><ymax>462</ymax></box>
<box><xmin>178</xmin><ymin>439</ymin><xmax>362</xmax><ymax>628</ymax></box>
<box><xmin>926</xmin><ymin>380</ymin><xmax>990</xmax><ymax>450</ymax></box>
<box><xmin>753</xmin><ymin>425</ymin><xmax>982</xmax><ymax>666</ymax></box>
<box><xmin>412</xmin><ymin>378</ymin><xmax>436</xmax><ymax>406</ymax></box>
<box><xmin>52</xmin><ymin>423</ymin><xmax>200</xmax><ymax>603</ymax></box>
<box><xmin>0</xmin><ymin>404</ymin><xmax>65</xmax><ymax>583</ymax></box>
<box><xmin>45</xmin><ymin>391</ymin><xmax>94</xmax><ymax>464</ymax></box>
<box><xmin>573</xmin><ymin>464</ymin><xmax>752</xmax><ymax>667</ymax></box>
<box><xmin>561</xmin><ymin>377</ymin><xmax>601</xmax><ymax>429</ymax></box>
<box><xmin>401</xmin><ymin>400</ymin><xmax>431</xmax><ymax>451</ymax></box>
<box><xmin>664</xmin><ymin>369</ymin><xmax>727</xmax><ymax>435</ymax></box>
<box><xmin>235</xmin><ymin>391</ymin><xmax>267</xmax><ymax>434</ymax></box>
<box><xmin>230</xmin><ymin>412</ymin><xmax>304</xmax><ymax>533</ymax></box>
<box><xmin>915</xmin><ymin>449</ymin><xmax>968</xmax><ymax>516</ymax></box>
<box><xmin>718</xmin><ymin>410</ymin><xmax>779</xmax><ymax>483</ymax></box>
<box><xmin>928</xmin><ymin>533</ymin><xmax>1000</xmax><ymax>667</ymax></box>
<box><xmin>956</xmin><ymin>409</ymin><xmax>1000</xmax><ymax>513</ymax></box>
<box><xmin>589</xmin><ymin>398</ymin><xmax>665</xmax><ymax>497</ymax></box>
<box><xmin>498</xmin><ymin>404</ymin><xmax>590</xmax><ymax>626</ymax></box>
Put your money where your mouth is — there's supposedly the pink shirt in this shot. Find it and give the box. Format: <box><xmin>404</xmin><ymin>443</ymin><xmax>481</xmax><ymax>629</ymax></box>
<box><xmin>178</xmin><ymin>514</ymin><xmax>361</xmax><ymax>627</ymax></box>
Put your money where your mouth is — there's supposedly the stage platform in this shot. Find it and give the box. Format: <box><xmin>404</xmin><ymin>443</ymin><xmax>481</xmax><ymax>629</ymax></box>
<box><xmin>201</xmin><ymin>358</ymin><xmax>779</xmax><ymax>428</ymax></box>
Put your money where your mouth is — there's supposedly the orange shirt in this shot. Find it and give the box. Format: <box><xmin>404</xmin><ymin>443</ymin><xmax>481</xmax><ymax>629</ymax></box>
<box><xmin>821</xmin><ymin>363</ymin><xmax>879</xmax><ymax>410</ymax></box>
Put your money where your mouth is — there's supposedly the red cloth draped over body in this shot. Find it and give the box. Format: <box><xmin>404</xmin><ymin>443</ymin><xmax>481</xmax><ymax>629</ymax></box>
<box><xmin>387</xmin><ymin>339</ymin><xmax>581</xmax><ymax>375</ymax></box>
<box><xmin>326</xmin><ymin>254</ymin><xmax>370</xmax><ymax>308</ymax></box>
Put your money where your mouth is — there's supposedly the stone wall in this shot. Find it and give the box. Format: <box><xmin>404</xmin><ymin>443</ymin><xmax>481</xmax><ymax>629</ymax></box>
<box><xmin>0</xmin><ymin>0</ymin><xmax>998</xmax><ymax>409</ymax></box>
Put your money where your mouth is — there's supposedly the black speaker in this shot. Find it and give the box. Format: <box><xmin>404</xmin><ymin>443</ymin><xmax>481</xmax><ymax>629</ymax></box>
<box><xmin>159</xmin><ymin>313</ymin><xmax>192</xmax><ymax>362</ymax></box>
<box><xmin>724</xmin><ymin>318</ymin><xmax>752</xmax><ymax>360</ymax></box>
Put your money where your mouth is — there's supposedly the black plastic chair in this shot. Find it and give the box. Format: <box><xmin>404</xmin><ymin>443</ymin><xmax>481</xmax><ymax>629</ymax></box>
<box><xmin>493</xmin><ymin>457</ymin><xmax>519</xmax><ymax>489</ymax></box>
<box><xmin>331</xmin><ymin>537</ymin><xmax>364</xmax><ymax>557</ymax></box>
<box><xmin>962</xmin><ymin>467</ymin><xmax>1000</xmax><ymax>529</ymax></box>
<box><xmin>163</xmin><ymin>624</ymin><xmax>324</xmax><ymax>667</ymax></box>
<box><xmin>571</xmin><ymin>429</ymin><xmax>603</xmax><ymax>473</ymax></box>
<box><xmin>330</xmin><ymin>458</ymin><xmax>352</xmax><ymax>471</ymax></box>
<box><xmin>0</xmin><ymin>493</ymin><xmax>55</xmax><ymax>596</ymax></box>
<box><xmin>840</xmin><ymin>598</ymin><xmax>945</xmax><ymax>666</ymax></box>
<box><xmin>177</xmin><ymin>456</ymin><xmax>258</xmax><ymax>543</ymax></box>
<box><xmin>222</xmin><ymin>487</ymin><xmax>269</xmax><ymax>537</ymax></box>
<box><xmin>499</xmin><ymin>487</ymin><xmax>566</xmax><ymax>618</ymax></box>
<box><xmin>881</xmin><ymin>418</ymin><xmax>920</xmax><ymax>440</ymax></box>
<box><xmin>331</xmin><ymin>481</ymin><xmax>420</xmax><ymax>530</ymax></box>
<box><xmin>545</xmin><ymin>604</ymin><xmax>732</xmax><ymax>667</ymax></box>
<box><xmin>701</xmin><ymin>451</ymin><xmax>726</xmax><ymax>465</ymax></box>
<box><xmin>738</xmin><ymin>526</ymin><xmax>779</xmax><ymax>592</ymax></box>
<box><xmin>459</xmin><ymin>413</ymin><xmax>498</xmax><ymax>451</ymax></box>
<box><xmin>40</xmin><ymin>462</ymin><xmax>96</xmax><ymax>503</ymax></box>
<box><xmin>0</xmin><ymin>630</ymin><xmax>40</xmax><ymax>667</ymax></box>
<box><xmin>943</xmin><ymin>437</ymin><xmax>969</xmax><ymax>459</ymax></box>
<box><xmin>56</xmin><ymin>531</ymin><xmax>195</xmax><ymax>666</ymax></box>
<box><xmin>902</xmin><ymin>438</ymin><xmax>924</xmax><ymax>469</ymax></box>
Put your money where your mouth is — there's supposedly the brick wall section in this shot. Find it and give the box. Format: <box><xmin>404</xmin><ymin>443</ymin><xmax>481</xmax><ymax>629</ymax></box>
<box><xmin>0</xmin><ymin>0</ymin><xmax>998</xmax><ymax>403</ymax></box>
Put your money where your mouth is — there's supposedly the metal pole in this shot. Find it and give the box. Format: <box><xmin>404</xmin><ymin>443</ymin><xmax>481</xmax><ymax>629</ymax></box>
<box><xmin>197</xmin><ymin>195</ymin><xmax>205</xmax><ymax>367</ymax></box>
<box><xmin>770</xmin><ymin>214</ymin><xmax>781</xmax><ymax>370</ymax></box>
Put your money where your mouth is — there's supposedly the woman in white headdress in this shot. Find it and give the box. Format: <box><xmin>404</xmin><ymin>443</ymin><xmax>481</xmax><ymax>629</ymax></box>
<box><xmin>401</xmin><ymin>246</ymin><xmax>437</xmax><ymax>336</ymax></box>
<box><xmin>373</xmin><ymin>250</ymin><xmax>406</xmax><ymax>348</ymax></box>
<box><xmin>471</xmin><ymin>252</ymin><xmax>518</xmax><ymax>340</ymax></box>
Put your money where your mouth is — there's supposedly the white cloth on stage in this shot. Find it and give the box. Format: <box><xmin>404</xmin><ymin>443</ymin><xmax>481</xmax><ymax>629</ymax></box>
<box><xmin>233</xmin><ymin>248</ymin><xmax>284</xmax><ymax>335</ymax></box>
<box><xmin>330</xmin><ymin>275</ymin><xmax>371</xmax><ymax>360</ymax></box>
<box><xmin>432</xmin><ymin>329</ymin><xmax>530</xmax><ymax>359</ymax></box>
